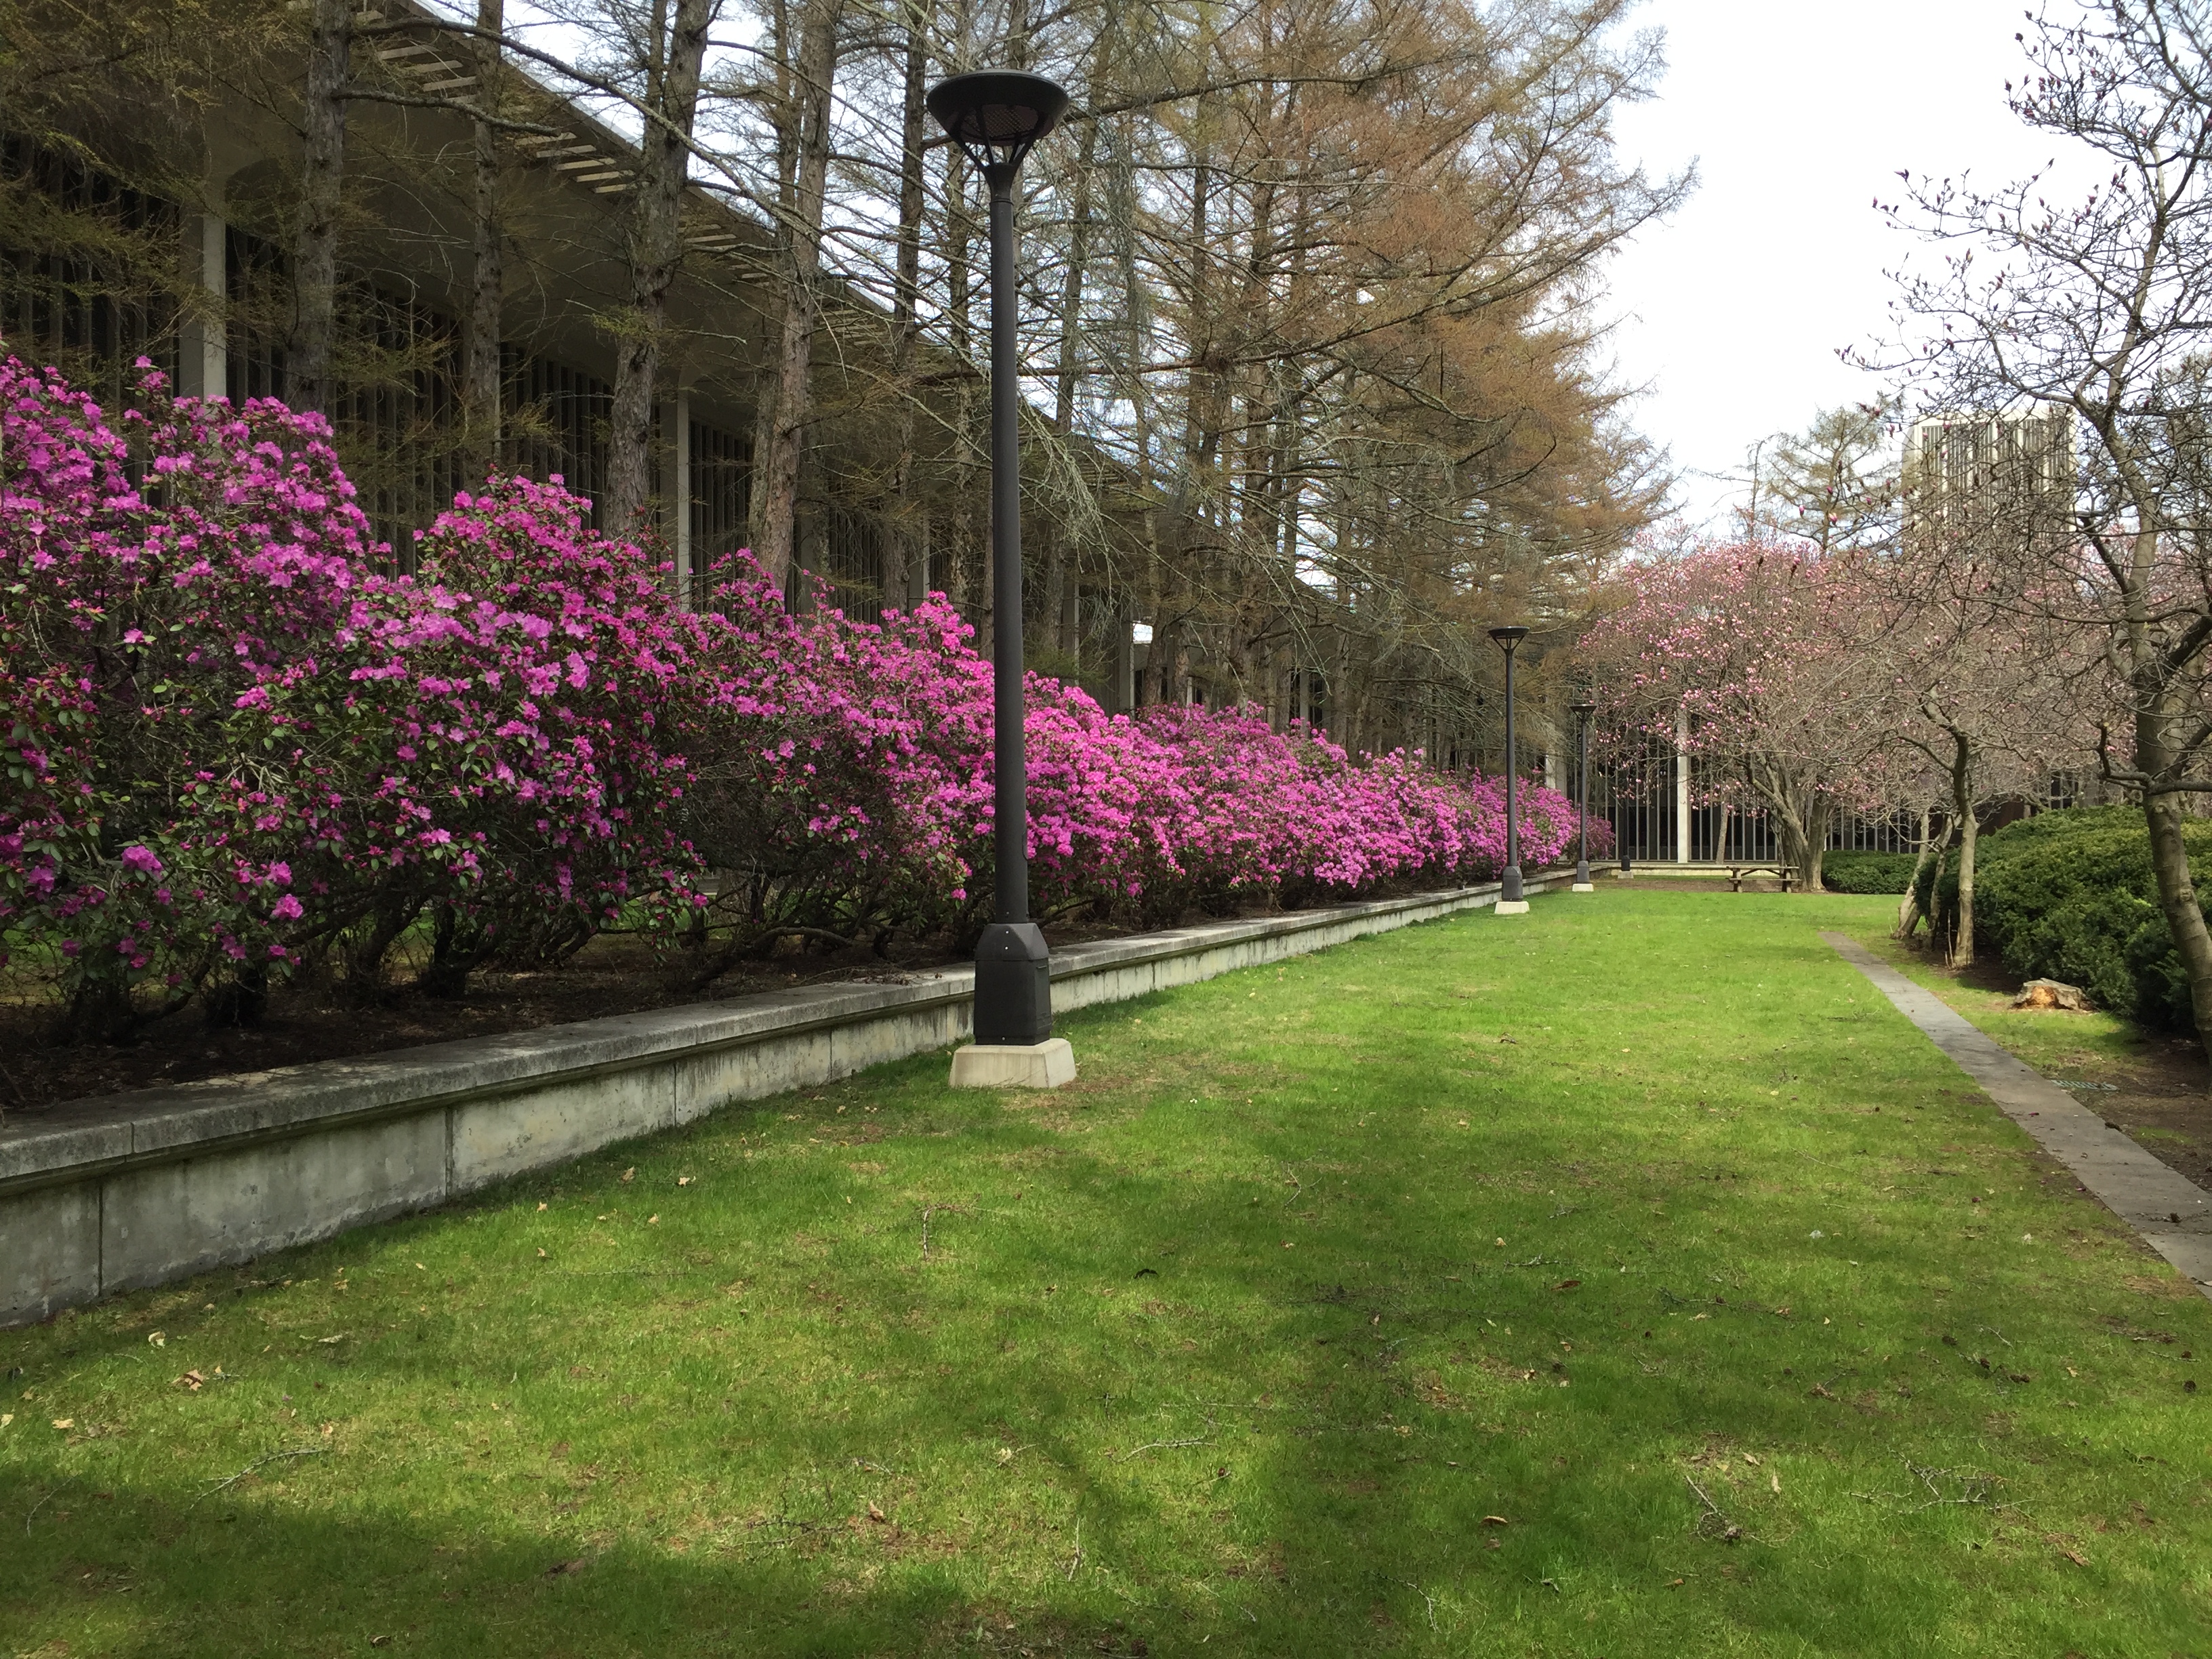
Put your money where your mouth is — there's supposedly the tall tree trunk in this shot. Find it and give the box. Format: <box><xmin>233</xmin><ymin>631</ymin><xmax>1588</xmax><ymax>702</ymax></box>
<box><xmin>747</xmin><ymin>0</ymin><xmax>840</xmax><ymax>594</ymax></box>
<box><xmin>1044</xmin><ymin>112</ymin><xmax>1098</xmax><ymax>659</ymax></box>
<box><xmin>606</xmin><ymin>0</ymin><xmax>714</xmax><ymax>533</ymax></box>
<box><xmin>883</xmin><ymin>0</ymin><xmax>930</xmax><ymax>611</ymax></box>
<box><xmin>463</xmin><ymin>0</ymin><xmax>505</xmax><ymax>484</ymax></box>
<box><xmin>943</xmin><ymin>143</ymin><xmax>981</xmax><ymax>646</ymax></box>
<box><xmin>293</xmin><ymin>0</ymin><xmax>352</xmax><ymax>417</ymax></box>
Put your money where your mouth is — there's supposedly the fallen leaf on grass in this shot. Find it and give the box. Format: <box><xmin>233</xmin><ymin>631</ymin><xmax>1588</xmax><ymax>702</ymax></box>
<box><xmin>0</xmin><ymin>1414</ymin><xmax>12</xmax><ymax>1429</ymax></box>
<box><xmin>1481</xmin><ymin>1515</ymin><xmax>1510</xmax><ymax>1526</ymax></box>
<box><xmin>146</xmin><ymin>1331</ymin><xmax>165</xmax><ymax>1348</ymax></box>
<box><xmin>678</xmin><ymin>1176</ymin><xmax>693</xmax><ymax>1187</ymax></box>
<box><xmin>370</xmin><ymin>1638</ymin><xmax>392</xmax><ymax>1649</ymax></box>
<box><xmin>546</xmin><ymin>1557</ymin><xmax>589</xmax><ymax>1578</ymax></box>
<box><xmin>52</xmin><ymin>1418</ymin><xmax>73</xmax><ymax>1429</ymax></box>
<box><xmin>537</xmin><ymin>1248</ymin><xmax>548</xmax><ymax>1260</ymax></box>
<box><xmin>621</xmin><ymin>1169</ymin><xmax>635</xmax><ymax>1183</ymax></box>
<box><xmin>173</xmin><ymin>1371</ymin><xmax>205</xmax><ymax>1392</ymax></box>
<box><xmin>867</xmin><ymin>1502</ymin><xmax>888</xmax><ymax>1523</ymax></box>
<box><xmin>1554</xmin><ymin>1279</ymin><xmax>1581</xmax><ymax>1292</ymax></box>
<box><xmin>647</xmin><ymin>1214</ymin><xmax>660</xmax><ymax>1225</ymax></box>
<box><xmin>1809</xmin><ymin>1383</ymin><xmax>1837</xmax><ymax>1401</ymax></box>
<box><xmin>536</xmin><ymin>1202</ymin><xmax>548</xmax><ymax>1211</ymax></box>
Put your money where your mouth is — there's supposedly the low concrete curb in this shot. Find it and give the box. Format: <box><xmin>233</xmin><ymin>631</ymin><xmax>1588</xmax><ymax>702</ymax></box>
<box><xmin>1</xmin><ymin>874</ymin><xmax>1559</xmax><ymax>1326</ymax></box>
<box><xmin>1822</xmin><ymin>930</ymin><xmax>2212</xmax><ymax>1301</ymax></box>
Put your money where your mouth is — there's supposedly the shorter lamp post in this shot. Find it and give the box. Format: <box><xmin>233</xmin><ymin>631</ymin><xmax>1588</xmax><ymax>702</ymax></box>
<box><xmin>1570</xmin><ymin>700</ymin><xmax>1596</xmax><ymax>892</ymax></box>
<box><xmin>1490</xmin><ymin>626</ymin><xmax>1530</xmax><ymax>914</ymax></box>
<box><xmin>929</xmin><ymin>67</ymin><xmax>1077</xmax><ymax>1090</ymax></box>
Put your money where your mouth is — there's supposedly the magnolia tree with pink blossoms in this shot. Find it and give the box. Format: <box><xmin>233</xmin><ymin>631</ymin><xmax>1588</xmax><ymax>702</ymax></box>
<box><xmin>1580</xmin><ymin>541</ymin><xmax>1904</xmax><ymax>890</ymax></box>
<box><xmin>1</xmin><ymin>356</ymin><xmax>1582</xmax><ymax>1038</ymax></box>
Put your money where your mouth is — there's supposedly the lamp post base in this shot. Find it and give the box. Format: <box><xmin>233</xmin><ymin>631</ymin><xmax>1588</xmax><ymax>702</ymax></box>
<box><xmin>1572</xmin><ymin>857</ymin><xmax>1593</xmax><ymax>894</ymax></box>
<box><xmin>949</xmin><ymin>1038</ymin><xmax>1077</xmax><ymax>1090</ymax></box>
<box><xmin>1495</xmin><ymin>900</ymin><xmax>1531</xmax><ymax>914</ymax></box>
<box><xmin>974</xmin><ymin>922</ymin><xmax>1052</xmax><ymax>1046</ymax></box>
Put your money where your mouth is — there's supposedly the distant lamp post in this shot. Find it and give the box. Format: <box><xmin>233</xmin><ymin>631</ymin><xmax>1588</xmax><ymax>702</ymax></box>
<box><xmin>1490</xmin><ymin>626</ymin><xmax>1531</xmax><ymax>915</ymax></box>
<box><xmin>930</xmin><ymin>68</ymin><xmax>1076</xmax><ymax>1090</ymax></box>
<box><xmin>1570</xmin><ymin>701</ymin><xmax>1597</xmax><ymax>893</ymax></box>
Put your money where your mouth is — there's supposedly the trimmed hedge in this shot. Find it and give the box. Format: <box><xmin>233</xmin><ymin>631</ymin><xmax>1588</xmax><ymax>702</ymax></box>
<box><xmin>1821</xmin><ymin>851</ymin><xmax>1919</xmax><ymax>894</ymax></box>
<box><xmin>1915</xmin><ymin>804</ymin><xmax>2212</xmax><ymax>1031</ymax></box>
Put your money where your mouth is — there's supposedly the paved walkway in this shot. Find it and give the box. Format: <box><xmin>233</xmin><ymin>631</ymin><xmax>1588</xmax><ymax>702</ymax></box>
<box><xmin>1822</xmin><ymin>930</ymin><xmax>2212</xmax><ymax>1303</ymax></box>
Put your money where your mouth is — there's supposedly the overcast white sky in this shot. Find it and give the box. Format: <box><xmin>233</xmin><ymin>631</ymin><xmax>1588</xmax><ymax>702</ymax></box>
<box><xmin>1603</xmin><ymin>0</ymin><xmax>2088</xmax><ymax>530</ymax></box>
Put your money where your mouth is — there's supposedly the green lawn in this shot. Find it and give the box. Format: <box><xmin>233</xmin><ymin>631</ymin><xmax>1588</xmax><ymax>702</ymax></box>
<box><xmin>4</xmin><ymin>888</ymin><xmax>2208</xmax><ymax>1657</ymax></box>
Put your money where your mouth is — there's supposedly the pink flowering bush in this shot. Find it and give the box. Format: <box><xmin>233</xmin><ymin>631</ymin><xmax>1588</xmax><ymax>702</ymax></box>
<box><xmin>1</xmin><ymin>358</ymin><xmax>1578</xmax><ymax>1035</ymax></box>
<box><xmin>0</xmin><ymin>361</ymin><xmax>703</xmax><ymax>1034</ymax></box>
<box><xmin>672</xmin><ymin>584</ymin><xmax>1582</xmax><ymax>962</ymax></box>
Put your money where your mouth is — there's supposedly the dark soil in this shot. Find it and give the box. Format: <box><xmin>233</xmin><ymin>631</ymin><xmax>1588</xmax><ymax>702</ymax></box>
<box><xmin>0</xmin><ymin>907</ymin><xmax>1282</xmax><ymax>1120</ymax></box>
<box><xmin>1891</xmin><ymin>936</ymin><xmax>2212</xmax><ymax>1197</ymax></box>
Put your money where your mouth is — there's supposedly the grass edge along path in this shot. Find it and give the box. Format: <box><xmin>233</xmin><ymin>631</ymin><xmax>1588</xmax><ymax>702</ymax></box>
<box><xmin>2</xmin><ymin>888</ymin><xmax>2208</xmax><ymax>1658</ymax></box>
<box><xmin>1822</xmin><ymin>928</ymin><xmax>2212</xmax><ymax>1302</ymax></box>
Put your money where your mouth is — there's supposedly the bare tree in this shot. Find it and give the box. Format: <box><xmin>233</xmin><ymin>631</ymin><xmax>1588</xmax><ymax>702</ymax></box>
<box><xmin>1883</xmin><ymin>0</ymin><xmax>2212</xmax><ymax>1050</ymax></box>
<box><xmin>604</xmin><ymin>0</ymin><xmax>718</xmax><ymax>531</ymax></box>
<box><xmin>745</xmin><ymin>0</ymin><xmax>842</xmax><ymax>590</ymax></box>
<box><xmin>292</xmin><ymin>0</ymin><xmax>353</xmax><ymax>416</ymax></box>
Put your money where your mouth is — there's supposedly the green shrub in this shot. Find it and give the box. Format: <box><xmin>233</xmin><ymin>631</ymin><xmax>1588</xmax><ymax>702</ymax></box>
<box><xmin>1820</xmin><ymin>851</ymin><xmax>1919</xmax><ymax>894</ymax></box>
<box><xmin>1919</xmin><ymin>804</ymin><xmax>2212</xmax><ymax>1031</ymax></box>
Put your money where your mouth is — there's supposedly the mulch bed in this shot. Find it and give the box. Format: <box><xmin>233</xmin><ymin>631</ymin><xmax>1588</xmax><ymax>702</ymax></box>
<box><xmin>0</xmin><ymin>905</ymin><xmax>1282</xmax><ymax>1119</ymax></box>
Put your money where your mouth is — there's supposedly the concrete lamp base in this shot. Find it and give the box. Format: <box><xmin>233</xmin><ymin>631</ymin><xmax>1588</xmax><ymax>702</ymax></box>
<box><xmin>1494</xmin><ymin>899</ymin><xmax>1531</xmax><ymax>916</ymax></box>
<box><xmin>949</xmin><ymin>1038</ymin><xmax>1077</xmax><ymax>1090</ymax></box>
<box><xmin>1571</xmin><ymin>882</ymin><xmax>1596</xmax><ymax>894</ymax></box>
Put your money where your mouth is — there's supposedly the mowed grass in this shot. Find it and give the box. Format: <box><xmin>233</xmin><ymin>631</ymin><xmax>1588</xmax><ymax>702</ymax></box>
<box><xmin>3</xmin><ymin>889</ymin><xmax>2209</xmax><ymax>1658</ymax></box>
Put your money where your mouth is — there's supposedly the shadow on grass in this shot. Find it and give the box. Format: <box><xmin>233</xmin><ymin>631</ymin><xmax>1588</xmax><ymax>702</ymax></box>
<box><xmin>7</xmin><ymin>895</ymin><xmax>2211</xmax><ymax>1657</ymax></box>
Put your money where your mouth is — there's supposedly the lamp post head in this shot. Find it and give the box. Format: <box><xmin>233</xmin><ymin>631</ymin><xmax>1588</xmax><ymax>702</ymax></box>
<box><xmin>927</xmin><ymin>70</ymin><xmax>1071</xmax><ymax>175</ymax></box>
<box><xmin>1488</xmin><ymin>624</ymin><xmax>1529</xmax><ymax>655</ymax></box>
<box><xmin>1571</xmin><ymin>700</ymin><xmax>1596</xmax><ymax>720</ymax></box>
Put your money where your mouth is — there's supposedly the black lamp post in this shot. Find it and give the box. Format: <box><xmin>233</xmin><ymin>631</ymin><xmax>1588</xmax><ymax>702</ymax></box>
<box><xmin>927</xmin><ymin>68</ymin><xmax>1069</xmax><ymax>1048</ymax></box>
<box><xmin>1489</xmin><ymin>626</ymin><xmax>1530</xmax><ymax>912</ymax></box>
<box><xmin>1570</xmin><ymin>700</ymin><xmax>1596</xmax><ymax>891</ymax></box>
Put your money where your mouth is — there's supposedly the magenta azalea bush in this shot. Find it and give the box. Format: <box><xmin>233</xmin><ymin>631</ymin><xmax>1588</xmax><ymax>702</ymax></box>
<box><xmin>1</xmin><ymin>358</ymin><xmax>1581</xmax><ymax>1036</ymax></box>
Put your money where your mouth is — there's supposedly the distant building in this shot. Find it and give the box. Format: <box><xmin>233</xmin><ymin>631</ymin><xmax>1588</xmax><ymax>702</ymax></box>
<box><xmin>1903</xmin><ymin>411</ymin><xmax>2076</xmax><ymax>558</ymax></box>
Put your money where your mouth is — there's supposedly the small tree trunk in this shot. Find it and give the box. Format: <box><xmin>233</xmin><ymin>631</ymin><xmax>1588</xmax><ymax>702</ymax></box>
<box><xmin>1946</xmin><ymin>728</ymin><xmax>1977</xmax><ymax>967</ymax></box>
<box><xmin>606</xmin><ymin>0</ymin><xmax>715</xmax><ymax>533</ymax></box>
<box><xmin>747</xmin><ymin>0</ymin><xmax>840</xmax><ymax>594</ymax></box>
<box><xmin>1897</xmin><ymin>806</ymin><xmax>1937</xmax><ymax>937</ymax></box>
<box><xmin>292</xmin><ymin>0</ymin><xmax>352</xmax><ymax>416</ymax></box>
<box><xmin>1803</xmin><ymin>796</ymin><xmax>1832</xmax><ymax>893</ymax></box>
<box><xmin>463</xmin><ymin>0</ymin><xmax>506</xmax><ymax>484</ymax></box>
<box><xmin>2144</xmin><ymin>781</ymin><xmax>2212</xmax><ymax>1043</ymax></box>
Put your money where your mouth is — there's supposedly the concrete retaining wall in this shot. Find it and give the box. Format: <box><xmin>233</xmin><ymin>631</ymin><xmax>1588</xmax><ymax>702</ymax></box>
<box><xmin>0</xmin><ymin>876</ymin><xmax>1551</xmax><ymax>1325</ymax></box>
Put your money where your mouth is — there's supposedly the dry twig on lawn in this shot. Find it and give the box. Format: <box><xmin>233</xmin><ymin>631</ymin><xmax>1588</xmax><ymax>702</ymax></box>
<box><xmin>194</xmin><ymin>1446</ymin><xmax>327</xmax><ymax>1504</ymax></box>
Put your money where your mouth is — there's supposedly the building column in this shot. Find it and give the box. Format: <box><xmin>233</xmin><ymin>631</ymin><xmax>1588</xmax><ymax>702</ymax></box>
<box><xmin>178</xmin><ymin>212</ymin><xmax>226</xmax><ymax>401</ymax></box>
<box><xmin>1675</xmin><ymin>705</ymin><xmax>1692</xmax><ymax>864</ymax></box>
